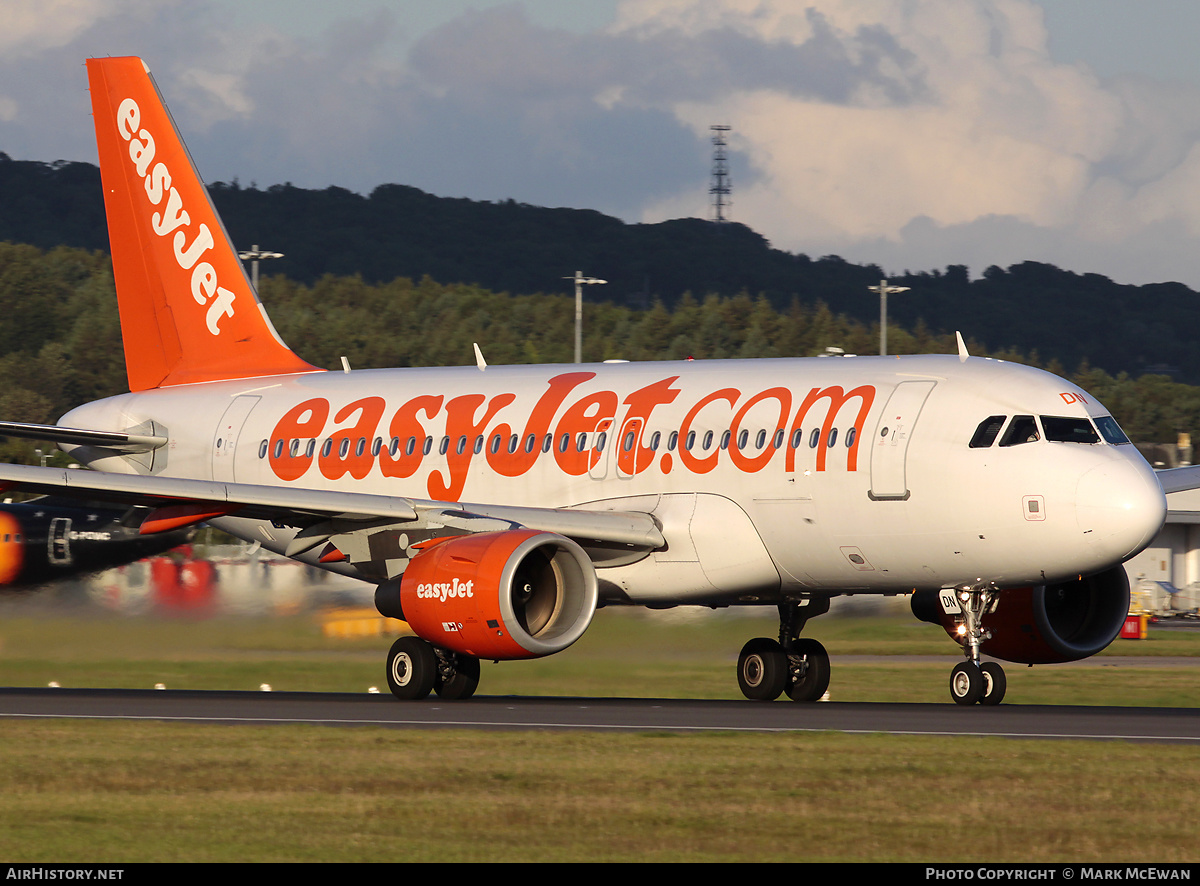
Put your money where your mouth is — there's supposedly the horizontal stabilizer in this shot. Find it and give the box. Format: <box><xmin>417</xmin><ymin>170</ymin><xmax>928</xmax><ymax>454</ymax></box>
<box><xmin>0</xmin><ymin>421</ymin><xmax>166</xmax><ymax>453</ymax></box>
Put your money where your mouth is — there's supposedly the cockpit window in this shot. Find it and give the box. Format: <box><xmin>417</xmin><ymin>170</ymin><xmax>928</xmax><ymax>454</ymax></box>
<box><xmin>969</xmin><ymin>415</ymin><xmax>1007</xmax><ymax>448</ymax></box>
<box><xmin>999</xmin><ymin>415</ymin><xmax>1040</xmax><ymax>447</ymax></box>
<box><xmin>1041</xmin><ymin>416</ymin><xmax>1099</xmax><ymax>444</ymax></box>
<box><xmin>1094</xmin><ymin>415</ymin><xmax>1131</xmax><ymax>445</ymax></box>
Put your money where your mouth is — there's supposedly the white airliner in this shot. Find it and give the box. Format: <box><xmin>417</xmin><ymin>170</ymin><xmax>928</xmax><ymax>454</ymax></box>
<box><xmin>0</xmin><ymin>57</ymin><xmax>1178</xmax><ymax>705</ymax></box>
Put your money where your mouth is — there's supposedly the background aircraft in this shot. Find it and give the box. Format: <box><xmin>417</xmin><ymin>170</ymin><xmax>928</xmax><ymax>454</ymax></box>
<box><xmin>0</xmin><ymin>495</ymin><xmax>192</xmax><ymax>589</ymax></box>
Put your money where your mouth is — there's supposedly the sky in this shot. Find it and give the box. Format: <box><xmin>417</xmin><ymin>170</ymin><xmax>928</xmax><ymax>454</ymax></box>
<box><xmin>5</xmin><ymin>0</ymin><xmax>1200</xmax><ymax>289</ymax></box>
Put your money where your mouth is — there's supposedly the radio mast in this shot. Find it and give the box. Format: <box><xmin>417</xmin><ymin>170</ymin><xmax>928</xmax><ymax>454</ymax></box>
<box><xmin>710</xmin><ymin>125</ymin><xmax>732</xmax><ymax>223</ymax></box>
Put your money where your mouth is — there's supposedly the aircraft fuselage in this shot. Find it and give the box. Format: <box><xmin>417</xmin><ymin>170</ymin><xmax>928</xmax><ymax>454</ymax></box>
<box><xmin>59</xmin><ymin>353</ymin><xmax>1165</xmax><ymax>607</ymax></box>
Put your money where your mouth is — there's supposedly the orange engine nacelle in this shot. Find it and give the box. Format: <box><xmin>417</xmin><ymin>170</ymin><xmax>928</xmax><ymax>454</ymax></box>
<box><xmin>911</xmin><ymin>565</ymin><xmax>1131</xmax><ymax>664</ymax></box>
<box><xmin>375</xmin><ymin>530</ymin><xmax>598</xmax><ymax>660</ymax></box>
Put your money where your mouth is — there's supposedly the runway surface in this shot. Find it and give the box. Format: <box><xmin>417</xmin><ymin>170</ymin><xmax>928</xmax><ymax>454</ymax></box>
<box><xmin>2</xmin><ymin>687</ymin><xmax>1199</xmax><ymax>742</ymax></box>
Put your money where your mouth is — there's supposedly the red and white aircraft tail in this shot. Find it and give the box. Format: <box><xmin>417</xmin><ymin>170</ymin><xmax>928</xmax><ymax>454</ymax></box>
<box><xmin>87</xmin><ymin>56</ymin><xmax>316</xmax><ymax>390</ymax></box>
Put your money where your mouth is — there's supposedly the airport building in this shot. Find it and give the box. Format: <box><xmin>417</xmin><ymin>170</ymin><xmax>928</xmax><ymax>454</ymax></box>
<box><xmin>1125</xmin><ymin>437</ymin><xmax>1200</xmax><ymax>619</ymax></box>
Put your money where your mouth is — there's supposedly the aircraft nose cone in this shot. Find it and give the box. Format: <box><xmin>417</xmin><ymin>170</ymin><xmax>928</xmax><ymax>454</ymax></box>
<box><xmin>1075</xmin><ymin>457</ymin><xmax>1166</xmax><ymax>562</ymax></box>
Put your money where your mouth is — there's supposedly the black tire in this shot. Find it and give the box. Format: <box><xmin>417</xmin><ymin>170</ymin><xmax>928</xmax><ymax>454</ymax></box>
<box><xmin>737</xmin><ymin>638</ymin><xmax>787</xmax><ymax>701</ymax></box>
<box><xmin>784</xmin><ymin>638</ymin><xmax>831</xmax><ymax>702</ymax></box>
<box><xmin>386</xmin><ymin>636</ymin><xmax>437</xmax><ymax>700</ymax></box>
<box><xmin>979</xmin><ymin>661</ymin><xmax>1006</xmax><ymax>706</ymax></box>
<box><xmin>949</xmin><ymin>661</ymin><xmax>984</xmax><ymax>705</ymax></box>
<box><xmin>436</xmin><ymin>654</ymin><xmax>481</xmax><ymax>700</ymax></box>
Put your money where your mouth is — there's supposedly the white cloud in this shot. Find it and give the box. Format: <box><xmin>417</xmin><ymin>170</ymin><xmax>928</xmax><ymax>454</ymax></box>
<box><xmin>618</xmin><ymin>3</ymin><xmax>1121</xmax><ymax>249</ymax></box>
<box><xmin>0</xmin><ymin>0</ymin><xmax>117</xmax><ymax>58</ymax></box>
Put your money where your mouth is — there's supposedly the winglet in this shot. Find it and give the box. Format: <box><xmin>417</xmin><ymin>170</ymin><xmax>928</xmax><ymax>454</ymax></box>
<box><xmin>86</xmin><ymin>57</ymin><xmax>319</xmax><ymax>391</ymax></box>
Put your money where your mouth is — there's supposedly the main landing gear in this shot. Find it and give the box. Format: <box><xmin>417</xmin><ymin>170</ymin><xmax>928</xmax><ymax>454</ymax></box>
<box><xmin>386</xmin><ymin>635</ymin><xmax>481</xmax><ymax>701</ymax></box>
<box><xmin>947</xmin><ymin>586</ymin><xmax>1007</xmax><ymax>706</ymax></box>
<box><xmin>737</xmin><ymin>599</ymin><xmax>831</xmax><ymax>702</ymax></box>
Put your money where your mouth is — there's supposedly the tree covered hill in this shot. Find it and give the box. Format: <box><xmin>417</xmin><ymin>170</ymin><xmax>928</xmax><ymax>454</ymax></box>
<box><xmin>1</xmin><ymin>241</ymin><xmax>1199</xmax><ymax>467</ymax></box>
<box><xmin>2</xmin><ymin>152</ymin><xmax>1199</xmax><ymax>383</ymax></box>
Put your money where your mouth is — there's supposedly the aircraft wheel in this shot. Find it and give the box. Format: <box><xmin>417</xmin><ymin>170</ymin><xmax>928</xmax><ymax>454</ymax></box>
<box><xmin>979</xmin><ymin>662</ymin><xmax>1007</xmax><ymax>706</ymax></box>
<box><xmin>436</xmin><ymin>654</ymin><xmax>481</xmax><ymax>700</ymax></box>
<box><xmin>738</xmin><ymin>638</ymin><xmax>788</xmax><ymax>701</ymax></box>
<box><xmin>949</xmin><ymin>661</ymin><xmax>985</xmax><ymax>705</ymax></box>
<box><xmin>386</xmin><ymin>636</ymin><xmax>438</xmax><ymax>700</ymax></box>
<box><xmin>785</xmin><ymin>638</ymin><xmax>830</xmax><ymax>702</ymax></box>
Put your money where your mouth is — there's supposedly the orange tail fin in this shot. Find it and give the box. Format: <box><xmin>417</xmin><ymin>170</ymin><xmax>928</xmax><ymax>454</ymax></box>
<box><xmin>86</xmin><ymin>57</ymin><xmax>318</xmax><ymax>391</ymax></box>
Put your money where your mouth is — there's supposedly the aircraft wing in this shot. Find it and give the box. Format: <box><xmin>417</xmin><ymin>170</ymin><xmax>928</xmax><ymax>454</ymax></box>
<box><xmin>0</xmin><ymin>462</ymin><xmax>664</xmax><ymax>553</ymax></box>
<box><xmin>1157</xmin><ymin>465</ymin><xmax>1200</xmax><ymax>495</ymax></box>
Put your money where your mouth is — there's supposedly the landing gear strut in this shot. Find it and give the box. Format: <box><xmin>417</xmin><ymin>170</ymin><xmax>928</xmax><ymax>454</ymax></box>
<box><xmin>737</xmin><ymin>599</ymin><xmax>831</xmax><ymax>702</ymax></box>
<box><xmin>385</xmin><ymin>635</ymin><xmax>480</xmax><ymax>701</ymax></box>
<box><xmin>946</xmin><ymin>586</ymin><xmax>1007</xmax><ymax>706</ymax></box>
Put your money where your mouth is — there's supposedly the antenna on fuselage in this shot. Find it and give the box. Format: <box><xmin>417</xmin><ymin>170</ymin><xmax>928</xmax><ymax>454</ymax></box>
<box><xmin>956</xmin><ymin>332</ymin><xmax>970</xmax><ymax>362</ymax></box>
<box><xmin>473</xmin><ymin>342</ymin><xmax>488</xmax><ymax>371</ymax></box>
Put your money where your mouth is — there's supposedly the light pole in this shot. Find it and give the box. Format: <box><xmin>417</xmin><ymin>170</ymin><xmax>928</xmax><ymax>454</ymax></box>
<box><xmin>868</xmin><ymin>278</ymin><xmax>910</xmax><ymax>357</ymax></box>
<box><xmin>238</xmin><ymin>244</ymin><xmax>284</xmax><ymax>292</ymax></box>
<box><xmin>564</xmin><ymin>271</ymin><xmax>606</xmax><ymax>363</ymax></box>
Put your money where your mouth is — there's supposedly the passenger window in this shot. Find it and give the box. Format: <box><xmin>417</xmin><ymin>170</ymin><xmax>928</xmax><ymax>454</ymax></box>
<box><xmin>969</xmin><ymin>415</ymin><xmax>1007</xmax><ymax>448</ymax></box>
<box><xmin>999</xmin><ymin>416</ymin><xmax>1040</xmax><ymax>446</ymax></box>
<box><xmin>1041</xmin><ymin>416</ymin><xmax>1099</xmax><ymax>444</ymax></box>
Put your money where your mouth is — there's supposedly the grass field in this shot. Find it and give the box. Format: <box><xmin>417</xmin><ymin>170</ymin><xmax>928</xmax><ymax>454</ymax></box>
<box><xmin>1</xmin><ymin>604</ymin><xmax>1199</xmax><ymax>862</ymax></box>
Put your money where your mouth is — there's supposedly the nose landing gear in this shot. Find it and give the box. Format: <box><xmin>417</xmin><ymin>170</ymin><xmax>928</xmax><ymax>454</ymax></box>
<box><xmin>946</xmin><ymin>586</ymin><xmax>1007</xmax><ymax>706</ymax></box>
